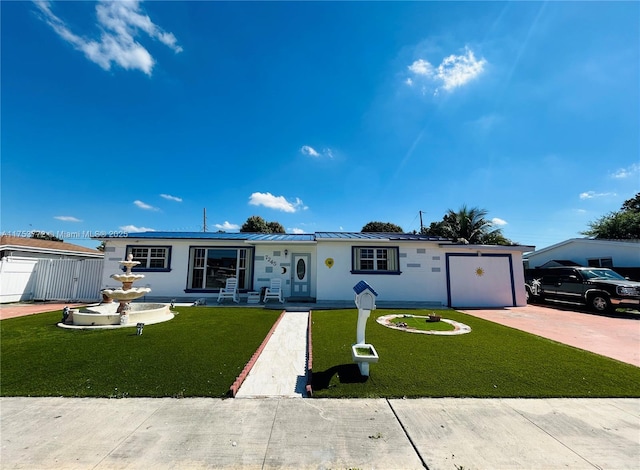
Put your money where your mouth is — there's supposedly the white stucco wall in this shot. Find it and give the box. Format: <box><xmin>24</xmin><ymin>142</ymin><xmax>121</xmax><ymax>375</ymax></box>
<box><xmin>526</xmin><ymin>239</ymin><xmax>640</xmax><ymax>268</ymax></box>
<box><xmin>315</xmin><ymin>241</ymin><xmax>449</xmax><ymax>303</ymax></box>
<box><xmin>252</xmin><ymin>243</ymin><xmax>317</xmax><ymax>299</ymax></box>
<box><xmin>101</xmin><ymin>239</ymin><xmax>318</xmax><ymax>301</ymax></box>
<box><xmin>101</xmin><ymin>237</ymin><xmax>529</xmax><ymax>306</ymax></box>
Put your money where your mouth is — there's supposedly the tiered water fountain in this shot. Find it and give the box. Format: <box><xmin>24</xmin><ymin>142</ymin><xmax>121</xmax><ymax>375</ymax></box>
<box><xmin>64</xmin><ymin>254</ymin><xmax>173</xmax><ymax>328</ymax></box>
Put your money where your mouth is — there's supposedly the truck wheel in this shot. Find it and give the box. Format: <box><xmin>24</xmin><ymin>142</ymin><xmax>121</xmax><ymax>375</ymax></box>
<box><xmin>589</xmin><ymin>294</ymin><xmax>611</xmax><ymax>313</ymax></box>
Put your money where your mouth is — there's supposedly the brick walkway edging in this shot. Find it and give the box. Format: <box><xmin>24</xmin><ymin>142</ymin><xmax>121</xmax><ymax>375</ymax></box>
<box><xmin>305</xmin><ymin>311</ymin><xmax>313</xmax><ymax>397</ymax></box>
<box><xmin>228</xmin><ymin>309</ymin><xmax>288</xmax><ymax>397</ymax></box>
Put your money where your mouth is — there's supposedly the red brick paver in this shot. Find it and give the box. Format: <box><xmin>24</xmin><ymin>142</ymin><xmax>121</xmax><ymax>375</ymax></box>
<box><xmin>0</xmin><ymin>303</ymin><xmax>88</xmax><ymax>320</ymax></box>
<box><xmin>461</xmin><ymin>305</ymin><xmax>640</xmax><ymax>367</ymax></box>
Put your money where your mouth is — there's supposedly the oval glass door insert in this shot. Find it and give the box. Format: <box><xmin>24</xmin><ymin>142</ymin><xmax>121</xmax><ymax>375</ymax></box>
<box><xmin>296</xmin><ymin>258</ymin><xmax>306</xmax><ymax>280</ymax></box>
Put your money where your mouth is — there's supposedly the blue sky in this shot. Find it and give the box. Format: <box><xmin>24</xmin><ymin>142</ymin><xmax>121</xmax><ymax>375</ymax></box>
<box><xmin>2</xmin><ymin>1</ymin><xmax>638</xmax><ymax>250</ymax></box>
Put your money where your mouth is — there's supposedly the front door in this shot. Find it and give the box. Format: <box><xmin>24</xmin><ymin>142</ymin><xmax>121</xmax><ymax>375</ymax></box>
<box><xmin>291</xmin><ymin>253</ymin><xmax>311</xmax><ymax>297</ymax></box>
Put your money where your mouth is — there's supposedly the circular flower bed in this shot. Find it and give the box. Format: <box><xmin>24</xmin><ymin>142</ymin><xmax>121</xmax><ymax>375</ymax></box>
<box><xmin>376</xmin><ymin>314</ymin><xmax>471</xmax><ymax>336</ymax></box>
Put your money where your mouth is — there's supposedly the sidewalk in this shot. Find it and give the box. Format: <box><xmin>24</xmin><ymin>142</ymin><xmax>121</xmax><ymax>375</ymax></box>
<box><xmin>1</xmin><ymin>397</ymin><xmax>638</xmax><ymax>469</ymax></box>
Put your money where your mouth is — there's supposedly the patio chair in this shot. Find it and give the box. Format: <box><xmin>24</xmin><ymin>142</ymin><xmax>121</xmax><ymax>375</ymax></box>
<box><xmin>263</xmin><ymin>278</ymin><xmax>284</xmax><ymax>303</ymax></box>
<box><xmin>217</xmin><ymin>277</ymin><xmax>239</xmax><ymax>303</ymax></box>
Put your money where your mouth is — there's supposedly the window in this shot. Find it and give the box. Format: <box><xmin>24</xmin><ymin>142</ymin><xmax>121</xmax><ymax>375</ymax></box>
<box><xmin>587</xmin><ymin>257</ymin><xmax>613</xmax><ymax>268</ymax></box>
<box><xmin>352</xmin><ymin>246</ymin><xmax>400</xmax><ymax>274</ymax></box>
<box><xmin>187</xmin><ymin>247</ymin><xmax>253</xmax><ymax>290</ymax></box>
<box><xmin>126</xmin><ymin>246</ymin><xmax>171</xmax><ymax>271</ymax></box>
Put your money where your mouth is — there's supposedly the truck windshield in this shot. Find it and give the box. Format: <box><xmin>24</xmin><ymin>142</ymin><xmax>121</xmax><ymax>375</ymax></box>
<box><xmin>581</xmin><ymin>269</ymin><xmax>625</xmax><ymax>280</ymax></box>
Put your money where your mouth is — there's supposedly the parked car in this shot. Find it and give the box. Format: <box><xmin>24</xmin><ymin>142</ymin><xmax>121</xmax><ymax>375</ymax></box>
<box><xmin>525</xmin><ymin>266</ymin><xmax>640</xmax><ymax>313</ymax></box>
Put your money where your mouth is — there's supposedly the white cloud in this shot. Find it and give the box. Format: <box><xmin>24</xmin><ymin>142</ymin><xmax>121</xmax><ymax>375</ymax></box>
<box><xmin>160</xmin><ymin>193</ymin><xmax>182</xmax><ymax>202</ymax></box>
<box><xmin>289</xmin><ymin>227</ymin><xmax>305</xmax><ymax>234</ymax></box>
<box><xmin>611</xmin><ymin>163</ymin><xmax>640</xmax><ymax>179</ymax></box>
<box><xmin>300</xmin><ymin>145</ymin><xmax>320</xmax><ymax>157</ymax></box>
<box><xmin>248</xmin><ymin>192</ymin><xmax>307</xmax><ymax>213</ymax></box>
<box><xmin>408</xmin><ymin>58</ymin><xmax>434</xmax><ymax>76</ymax></box>
<box><xmin>579</xmin><ymin>191</ymin><xmax>617</xmax><ymax>200</ymax></box>
<box><xmin>491</xmin><ymin>218</ymin><xmax>508</xmax><ymax>226</ymax></box>
<box><xmin>214</xmin><ymin>221</ymin><xmax>240</xmax><ymax>231</ymax></box>
<box><xmin>34</xmin><ymin>0</ymin><xmax>182</xmax><ymax>76</ymax></box>
<box><xmin>54</xmin><ymin>216</ymin><xmax>81</xmax><ymax>222</ymax></box>
<box><xmin>134</xmin><ymin>200</ymin><xmax>159</xmax><ymax>211</ymax></box>
<box><xmin>407</xmin><ymin>47</ymin><xmax>487</xmax><ymax>94</ymax></box>
<box><xmin>120</xmin><ymin>225</ymin><xmax>154</xmax><ymax>233</ymax></box>
<box><xmin>301</xmin><ymin>145</ymin><xmax>334</xmax><ymax>159</ymax></box>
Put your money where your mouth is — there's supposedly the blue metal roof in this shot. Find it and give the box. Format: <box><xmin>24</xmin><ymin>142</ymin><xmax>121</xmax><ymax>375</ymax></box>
<box><xmin>102</xmin><ymin>231</ymin><xmax>315</xmax><ymax>242</ymax></box>
<box><xmin>315</xmin><ymin>232</ymin><xmax>450</xmax><ymax>241</ymax></box>
<box><xmin>100</xmin><ymin>231</ymin><xmax>451</xmax><ymax>242</ymax></box>
<box><xmin>248</xmin><ymin>233</ymin><xmax>315</xmax><ymax>242</ymax></box>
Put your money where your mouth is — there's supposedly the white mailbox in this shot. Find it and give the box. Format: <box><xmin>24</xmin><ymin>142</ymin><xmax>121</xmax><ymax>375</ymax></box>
<box><xmin>352</xmin><ymin>281</ymin><xmax>379</xmax><ymax>377</ymax></box>
<box><xmin>353</xmin><ymin>280</ymin><xmax>377</xmax><ymax>311</ymax></box>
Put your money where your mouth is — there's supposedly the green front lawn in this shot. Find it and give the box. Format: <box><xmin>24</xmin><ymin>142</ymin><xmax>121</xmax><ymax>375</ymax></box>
<box><xmin>2</xmin><ymin>306</ymin><xmax>639</xmax><ymax>399</ymax></box>
<box><xmin>0</xmin><ymin>307</ymin><xmax>280</xmax><ymax>397</ymax></box>
<box><xmin>310</xmin><ymin>309</ymin><xmax>640</xmax><ymax>398</ymax></box>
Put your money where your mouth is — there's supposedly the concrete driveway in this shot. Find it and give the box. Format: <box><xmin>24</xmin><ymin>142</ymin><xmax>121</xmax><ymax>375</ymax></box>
<box><xmin>460</xmin><ymin>304</ymin><xmax>640</xmax><ymax>367</ymax></box>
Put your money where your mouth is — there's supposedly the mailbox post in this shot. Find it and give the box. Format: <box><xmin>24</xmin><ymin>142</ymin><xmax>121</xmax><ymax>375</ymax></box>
<box><xmin>352</xmin><ymin>280</ymin><xmax>380</xmax><ymax>376</ymax></box>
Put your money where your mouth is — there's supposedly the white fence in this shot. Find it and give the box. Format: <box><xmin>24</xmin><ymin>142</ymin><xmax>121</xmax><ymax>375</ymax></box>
<box><xmin>0</xmin><ymin>257</ymin><xmax>103</xmax><ymax>303</ymax></box>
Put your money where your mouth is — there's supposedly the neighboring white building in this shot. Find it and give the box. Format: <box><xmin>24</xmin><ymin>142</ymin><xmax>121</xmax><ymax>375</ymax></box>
<box><xmin>0</xmin><ymin>236</ymin><xmax>104</xmax><ymax>303</ymax></box>
<box><xmin>523</xmin><ymin>238</ymin><xmax>640</xmax><ymax>269</ymax></box>
<box><xmin>97</xmin><ymin>232</ymin><xmax>533</xmax><ymax>308</ymax></box>
<box><xmin>0</xmin><ymin>235</ymin><xmax>104</xmax><ymax>260</ymax></box>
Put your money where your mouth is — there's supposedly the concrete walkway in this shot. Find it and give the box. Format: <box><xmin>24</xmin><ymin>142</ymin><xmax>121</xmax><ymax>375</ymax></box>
<box><xmin>235</xmin><ymin>311</ymin><xmax>309</xmax><ymax>398</ymax></box>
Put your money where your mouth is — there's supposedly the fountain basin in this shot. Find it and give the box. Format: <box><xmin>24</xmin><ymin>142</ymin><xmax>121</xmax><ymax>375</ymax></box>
<box><xmin>102</xmin><ymin>287</ymin><xmax>151</xmax><ymax>301</ymax></box>
<box><xmin>71</xmin><ymin>303</ymin><xmax>173</xmax><ymax>327</ymax></box>
<box><xmin>110</xmin><ymin>273</ymin><xmax>146</xmax><ymax>283</ymax></box>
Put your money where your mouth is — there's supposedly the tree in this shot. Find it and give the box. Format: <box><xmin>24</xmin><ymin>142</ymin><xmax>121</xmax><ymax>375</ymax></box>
<box><xmin>266</xmin><ymin>221</ymin><xmax>286</xmax><ymax>234</ymax></box>
<box><xmin>96</xmin><ymin>241</ymin><xmax>106</xmax><ymax>252</ymax></box>
<box><xmin>240</xmin><ymin>216</ymin><xmax>286</xmax><ymax>233</ymax></box>
<box><xmin>422</xmin><ymin>205</ymin><xmax>512</xmax><ymax>245</ymax></box>
<box><xmin>31</xmin><ymin>231</ymin><xmax>63</xmax><ymax>242</ymax></box>
<box><xmin>582</xmin><ymin>193</ymin><xmax>640</xmax><ymax>239</ymax></box>
<box><xmin>361</xmin><ymin>221</ymin><xmax>404</xmax><ymax>233</ymax></box>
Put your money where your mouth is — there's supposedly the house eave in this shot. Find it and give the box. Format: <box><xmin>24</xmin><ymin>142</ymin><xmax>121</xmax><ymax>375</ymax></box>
<box><xmin>0</xmin><ymin>245</ymin><xmax>104</xmax><ymax>258</ymax></box>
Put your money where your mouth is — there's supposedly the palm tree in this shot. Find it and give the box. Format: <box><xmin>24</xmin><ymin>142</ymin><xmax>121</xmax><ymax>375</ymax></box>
<box><xmin>425</xmin><ymin>205</ymin><xmax>511</xmax><ymax>245</ymax></box>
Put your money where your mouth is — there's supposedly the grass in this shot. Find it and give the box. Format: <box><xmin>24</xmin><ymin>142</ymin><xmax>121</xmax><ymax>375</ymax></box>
<box><xmin>2</xmin><ymin>306</ymin><xmax>639</xmax><ymax>399</ymax></box>
<box><xmin>310</xmin><ymin>309</ymin><xmax>640</xmax><ymax>398</ymax></box>
<box><xmin>0</xmin><ymin>307</ymin><xmax>280</xmax><ymax>398</ymax></box>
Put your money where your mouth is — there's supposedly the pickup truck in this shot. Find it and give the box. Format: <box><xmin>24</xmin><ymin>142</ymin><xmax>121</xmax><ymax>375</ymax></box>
<box><xmin>525</xmin><ymin>266</ymin><xmax>640</xmax><ymax>313</ymax></box>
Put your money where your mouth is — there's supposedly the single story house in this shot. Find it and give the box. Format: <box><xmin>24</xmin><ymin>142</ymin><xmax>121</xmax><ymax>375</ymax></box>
<box><xmin>523</xmin><ymin>238</ymin><xmax>640</xmax><ymax>279</ymax></box>
<box><xmin>0</xmin><ymin>236</ymin><xmax>104</xmax><ymax>303</ymax></box>
<box><xmin>97</xmin><ymin>232</ymin><xmax>533</xmax><ymax>308</ymax></box>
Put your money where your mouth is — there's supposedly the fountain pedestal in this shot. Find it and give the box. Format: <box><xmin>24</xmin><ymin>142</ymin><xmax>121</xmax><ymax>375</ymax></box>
<box><xmin>102</xmin><ymin>254</ymin><xmax>151</xmax><ymax>321</ymax></box>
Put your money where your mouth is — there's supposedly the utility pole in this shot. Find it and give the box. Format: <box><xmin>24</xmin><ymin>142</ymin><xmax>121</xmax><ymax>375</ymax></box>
<box><xmin>203</xmin><ymin>208</ymin><xmax>207</xmax><ymax>232</ymax></box>
<box><xmin>419</xmin><ymin>210</ymin><xmax>424</xmax><ymax>233</ymax></box>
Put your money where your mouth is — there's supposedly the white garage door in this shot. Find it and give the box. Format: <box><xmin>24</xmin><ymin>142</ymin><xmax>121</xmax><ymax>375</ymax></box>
<box><xmin>447</xmin><ymin>254</ymin><xmax>515</xmax><ymax>308</ymax></box>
